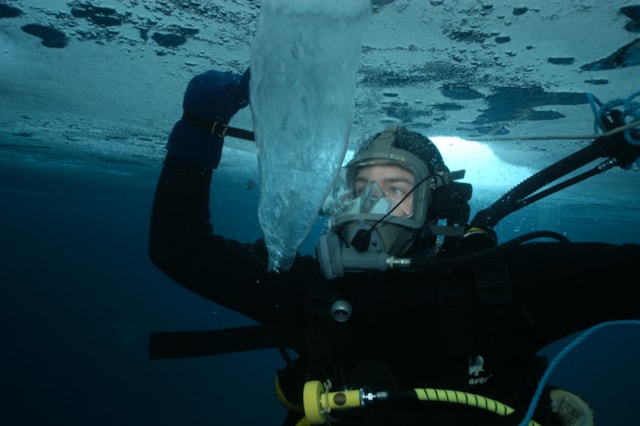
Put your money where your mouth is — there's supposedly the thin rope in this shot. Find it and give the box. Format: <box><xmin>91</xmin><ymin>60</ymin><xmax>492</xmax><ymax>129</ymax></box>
<box><xmin>471</xmin><ymin>90</ymin><xmax>640</xmax><ymax>144</ymax></box>
<box><xmin>590</xmin><ymin>90</ymin><xmax>640</xmax><ymax>146</ymax></box>
<box><xmin>517</xmin><ymin>319</ymin><xmax>640</xmax><ymax>426</ymax></box>
<box><xmin>471</xmin><ymin>119</ymin><xmax>640</xmax><ymax>142</ymax></box>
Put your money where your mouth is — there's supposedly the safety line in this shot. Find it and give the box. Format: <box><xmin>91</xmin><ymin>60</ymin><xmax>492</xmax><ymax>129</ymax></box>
<box><xmin>517</xmin><ymin>319</ymin><xmax>640</xmax><ymax>426</ymax></box>
<box><xmin>471</xmin><ymin>119</ymin><xmax>640</xmax><ymax>142</ymax></box>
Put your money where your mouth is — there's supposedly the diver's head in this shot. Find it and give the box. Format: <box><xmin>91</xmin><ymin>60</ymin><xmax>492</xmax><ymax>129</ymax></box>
<box><xmin>316</xmin><ymin>126</ymin><xmax>472</xmax><ymax>279</ymax></box>
<box><xmin>337</xmin><ymin>125</ymin><xmax>451</xmax><ymax>256</ymax></box>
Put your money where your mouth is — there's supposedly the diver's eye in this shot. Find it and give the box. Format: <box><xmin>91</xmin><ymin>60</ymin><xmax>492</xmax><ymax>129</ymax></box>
<box><xmin>386</xmin><ymin>185</ymin><xmax>413</xmax><ymax>203</ymax></box>
<box><xmin>389</xmin><ymin>187</ymin><xmax>404</xmax><ymax>197</ymax></box>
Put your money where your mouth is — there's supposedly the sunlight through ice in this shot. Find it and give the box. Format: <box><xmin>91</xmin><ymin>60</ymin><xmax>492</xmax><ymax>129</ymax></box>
<box><xmin>431</xmin><ymin>136</ymin><xmax>535</xmax><ymax>189</ymax></box>
<box><xmin>249</xmin><ymin>0</ymin><xmax>371</xmax><ymax>272</ymax></box>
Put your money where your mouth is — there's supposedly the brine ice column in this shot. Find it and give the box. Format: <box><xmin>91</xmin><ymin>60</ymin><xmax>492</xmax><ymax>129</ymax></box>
<box><xmin>250</xmin><ymin>0</ymin><xmax>371</xmax><ymax>272</ymax></box>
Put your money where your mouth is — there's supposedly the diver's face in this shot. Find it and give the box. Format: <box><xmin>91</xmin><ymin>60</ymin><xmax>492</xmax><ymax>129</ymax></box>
<box><xmin>353</xmin><ymin>164</ymin><xmax>415</xmax><ymax>218</ymax></box>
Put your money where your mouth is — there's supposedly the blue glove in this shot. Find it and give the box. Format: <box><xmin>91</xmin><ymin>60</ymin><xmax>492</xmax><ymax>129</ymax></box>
<box><xmin>598</xmin><ymin>109</ymin><xmax>640</xmax><ymax>169</ymax></box>
<box><xmin>166</xmin><ymin>68</ymin><xmax>250</xmax><ymax>169</ymax></box>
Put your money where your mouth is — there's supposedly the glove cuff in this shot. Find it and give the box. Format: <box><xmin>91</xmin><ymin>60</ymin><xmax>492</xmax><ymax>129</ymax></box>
<box><xmin>166</xmin><ymin>119</ymin><xmax>224</xmax><ymax>169</ymax></box>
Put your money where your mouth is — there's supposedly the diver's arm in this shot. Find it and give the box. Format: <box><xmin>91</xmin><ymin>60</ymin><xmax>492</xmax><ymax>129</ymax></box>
<box><xmin>149</xmin><ymin>154</ymin><xmax>311</xmax><ymax>323</ymax></box>
<box><xmin>148</xmin><ymin>69</ymin><xmax>312</xmax><ymax>324</ymax></box>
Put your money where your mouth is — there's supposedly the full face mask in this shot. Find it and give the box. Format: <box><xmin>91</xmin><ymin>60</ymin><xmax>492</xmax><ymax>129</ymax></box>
<box><xmin>336</xmin><ymin>160</ymin><xmax>431</xmax><ymax>251</ymax></box>
<box><xmin>317</xmin><ymin>126</ymin><xmax>442</xmax><ymax>279</ymax></box>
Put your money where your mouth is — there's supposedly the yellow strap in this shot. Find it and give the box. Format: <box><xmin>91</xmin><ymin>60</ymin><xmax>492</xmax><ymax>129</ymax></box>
<box><xmin>463</xmin><ymin>226</ymin><xmax>490</xmax><ymax>236</ymax></box>
<box><xmin>274</xmin><ymin>375</ymin><xmax>304</xmax><ymax>413</ymax></box>
<box><xmin>295</xmin><ymin>417</ymin><xmax>311</xmax><ymax>426</ymax></box>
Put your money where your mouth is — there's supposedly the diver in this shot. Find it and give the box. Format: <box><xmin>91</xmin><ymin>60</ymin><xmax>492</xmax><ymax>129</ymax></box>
<box><xmin>148</xmin><ymin>68</ymin><xmax>640</xmax><ymax>426</ymax></box>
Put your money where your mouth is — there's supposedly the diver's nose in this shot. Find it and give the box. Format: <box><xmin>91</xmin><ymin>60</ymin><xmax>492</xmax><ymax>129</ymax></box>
<box><xmin>369</xmin><ymin>180</ymin><xmax>383</xmax><ymax>197</ymax></box>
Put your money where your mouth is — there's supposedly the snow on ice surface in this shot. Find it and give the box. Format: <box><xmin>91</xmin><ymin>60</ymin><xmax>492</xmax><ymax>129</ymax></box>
<box><xmin>1</xmin><ymin>0</ymin><xmax>638</xmax><ymax>209</ymax></box>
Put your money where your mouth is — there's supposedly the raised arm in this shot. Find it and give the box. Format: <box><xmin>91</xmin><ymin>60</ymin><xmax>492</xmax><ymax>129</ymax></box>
<box><xmin>148</xmin><ymin>69</ymin><xmax>312</xmax><ymax>325</ymax></box>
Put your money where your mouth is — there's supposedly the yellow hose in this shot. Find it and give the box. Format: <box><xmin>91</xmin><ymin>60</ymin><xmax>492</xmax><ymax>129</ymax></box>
<box><xmin>414</xmin><ymin>388</ymin><xmax>540</xmax><ymax>426</ymax></box>
<box><xmin>301</xmin><ymin>381</ymin><xmax>542</xmax><ymax>426</ymax></box>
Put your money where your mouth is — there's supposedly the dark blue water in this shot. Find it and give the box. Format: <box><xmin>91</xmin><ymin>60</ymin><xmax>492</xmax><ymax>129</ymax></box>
<box><xmin>1</xmin><ymin>147</ymin><xmax>638</xmax><ymax>425</ymax></box>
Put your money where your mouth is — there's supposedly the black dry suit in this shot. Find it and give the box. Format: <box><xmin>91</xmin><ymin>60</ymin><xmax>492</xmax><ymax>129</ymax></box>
<box><xmin>149</xmin><ymin>154</ymin><xmax>640</xmax><ymax>426</ymax></box>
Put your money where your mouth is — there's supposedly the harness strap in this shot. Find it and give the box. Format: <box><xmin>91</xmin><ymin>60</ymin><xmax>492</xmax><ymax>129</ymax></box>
<box><xmin>437</xmin><ymin>274</ymin><xmax>475</xmax><ymax>358</ymax></box>
<box><xmin>437</xmin><ymin>257</ymin><xmax>516</xmax><ymax>370</ymax></box>
<box><xmin>181</xmin><ymin>111</ymin><xmax>256</xmax><ymax>141</ymax></box>
<box><xmin>473</xmin><ymin>258</ymin><xmax>514</xmax><ymax>305</ymax></box>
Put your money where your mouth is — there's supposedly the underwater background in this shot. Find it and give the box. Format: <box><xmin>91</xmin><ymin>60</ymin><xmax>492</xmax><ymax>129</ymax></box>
<box><xmin>2</xmin><ymin>1</ymin><xmax>640</xmax><ymax>423</ymax></box>
<box><xmin>1</xmin><ymin>139</ymin><xmax>639</xmax><ymax>425</ymax></box>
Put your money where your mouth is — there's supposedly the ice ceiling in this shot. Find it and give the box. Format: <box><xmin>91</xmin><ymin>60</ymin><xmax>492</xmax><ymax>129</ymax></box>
<box><xmin>1</xmin><ymin>0</ymin><xmax>639</xmax><ymax>180</ymax></box>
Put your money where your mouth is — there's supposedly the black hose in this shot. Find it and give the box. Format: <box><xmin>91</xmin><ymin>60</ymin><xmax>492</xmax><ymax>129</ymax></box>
<box><xmin>471</xmin><ymin>141</ymin><xmax>606</xmax><ymax>230</ymax></box>
<box><xmin>410</xmin><ymin>230</ymin><xmax>570</xmax><ymax>268</ymax></box>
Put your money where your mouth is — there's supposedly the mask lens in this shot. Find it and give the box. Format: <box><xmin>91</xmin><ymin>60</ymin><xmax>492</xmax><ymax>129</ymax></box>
<box><xmin>328</xmin><ymin>160</ymin><xmax>429</xmax><ymax>232</ymax></box>
<box><xmin>359</xmin><ymin>181</ymin><xmax>391</xmax><ymax>214</ymax></box>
